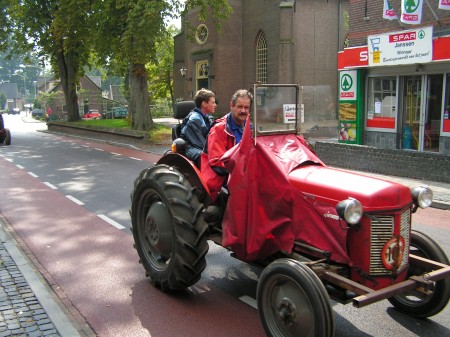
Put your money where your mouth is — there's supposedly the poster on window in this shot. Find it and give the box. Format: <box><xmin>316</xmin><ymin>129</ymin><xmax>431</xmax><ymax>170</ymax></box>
<box><xmin>339</xmin><ymin>122</ymin><xmax>357</xmax><ymax>142</ymax></box>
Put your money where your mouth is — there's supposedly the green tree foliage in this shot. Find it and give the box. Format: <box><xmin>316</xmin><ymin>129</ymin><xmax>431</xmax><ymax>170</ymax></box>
<box><xmin>93</xmin><ymin>0</ymin><xmax>232</xmax><ymax>131</ymax></box>
<box><xmin>2</xmin><ymin>0</ymin><xmax>231</xmax><ymax>129</ymax></box>
<box><xmin>147</xmin><ymin>26</ymin><xmax>179</xmax><ymax>110</ymax></box>
<box><xmin>3</xmin><ymin>0</ymin><xmax>93</xmax><ymax>122</ymax></box>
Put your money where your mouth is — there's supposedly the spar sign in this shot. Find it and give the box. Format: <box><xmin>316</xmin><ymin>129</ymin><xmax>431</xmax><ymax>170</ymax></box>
<box><xmin>339</xmin><ymin>71</ymin><xmax>357</xmax><ymax>100</ymax></box>
<box><xmin>368</xmin><ymin>26</ymin><xmax>433</xmax><ymax>67</ymax></box>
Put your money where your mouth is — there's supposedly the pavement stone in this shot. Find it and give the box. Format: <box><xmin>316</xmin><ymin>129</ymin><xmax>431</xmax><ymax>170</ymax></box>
<box><xmin>0</xmin><ymin>215</ymin><xmax>88</xmax><ymax>337</ymax></box>
<box><xmin>0</xmin><ymin>246</ymin><xmax>61</xmax><ymax>336</ymax></box>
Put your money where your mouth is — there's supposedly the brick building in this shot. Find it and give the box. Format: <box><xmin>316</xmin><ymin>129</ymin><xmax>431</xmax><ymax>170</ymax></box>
<box><xmin>174</xmin><ymin>0</ymin><xmax>349</xmax><ymax>135</ymax></box>
<box><xmin>38</xmin><ymin>75</ymin><xmax>104</xmax><ymax>119</ymax></box>
<box><xmin>339</xmin><ymin>0</ymin><xmax>450</xmax><ymax>156</ymax></box>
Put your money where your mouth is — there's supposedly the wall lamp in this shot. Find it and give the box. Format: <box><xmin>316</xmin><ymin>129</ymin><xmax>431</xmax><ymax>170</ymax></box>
<box><xmin>180</xmin><ymin>67</ymin><xmax>192</xmax><ymax>81</ymax></box>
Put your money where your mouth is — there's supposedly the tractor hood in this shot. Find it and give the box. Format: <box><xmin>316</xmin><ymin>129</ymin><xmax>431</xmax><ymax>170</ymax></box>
<box><xmin>288</xmin><ymin>165</ymin><xmax>413</xmax><ymax>211</ymax></box>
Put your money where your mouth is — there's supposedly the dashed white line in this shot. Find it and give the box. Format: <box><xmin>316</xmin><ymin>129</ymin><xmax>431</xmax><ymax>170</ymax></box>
<box><xmin>130</xmin><ymin>157</ymin><xmax>142</xmax><ymax>161</ymax></box>
<box><xmin>16</xmin><ymin>165</ymin><xmax>24</xmax><ymax>169</ymax></box>
<box><xmin>44</xmin><ymin>182</ymin><xmax>58</xmax><ymax>190</ymax></box>
<box><xmin>65</xmin><ymin>195</ymin><xmax>84</xmax><ymax>205</ymax></box>
<box><xmin>111</xmin><ymin>152</ymin><xmax>121</xmax><ymax>156</ymax></box>
<box><xmin>28</xmin><ymin>172</ymin><xmax>38</xmax><ymax>178</ymax></box>
<box><xmin>239</xmin><ymin>295</ymin><xmax>258</xmax><ymax>309</ymax></box>
<box><xmin>95</xmin><ymin>148</ymin><xmax>104</xmax><ymax>152</ymax></box>
<box><xmin>97</xmin><ymin>214</ymin><xmax>126</xmax><ymax>230</ymax></box>
<box><xmin>4</xmin><ymin>158</ymin><xmax>13</xmax><ymax>162</ymax></box>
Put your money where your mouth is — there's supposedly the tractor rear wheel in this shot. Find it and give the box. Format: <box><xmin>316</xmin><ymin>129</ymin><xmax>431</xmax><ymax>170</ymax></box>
<box><xmin>388</xmin><ymin>230</ymin><xmax>450</xmax><ymax>317</ymax></box>
<box><xmin>257</xmin><ymin>258</ymin><xmax>335</xmax><ymax>337</ymax></box>
<box><xmin>130</xmin><ymin>165</ymin><xmax>209</xmax><ymax>291</ymax></box>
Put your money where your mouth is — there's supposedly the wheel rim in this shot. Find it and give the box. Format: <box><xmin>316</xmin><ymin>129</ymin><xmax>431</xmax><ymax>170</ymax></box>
<box><xmin>138</xmin><ymin>191</ymin><xmax>173</xmax><ymax>271</ymax></box>
<box><xmin>262</xmin><ymin>274</ymin><xmax>315</xmax><ymax>337</ymax></box>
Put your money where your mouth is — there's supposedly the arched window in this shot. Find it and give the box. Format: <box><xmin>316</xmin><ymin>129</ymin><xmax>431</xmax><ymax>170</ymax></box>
<box><xmin>256</xmin><ymin>32</ymin><xmax>267</xmax><ymax>84</ymax></box>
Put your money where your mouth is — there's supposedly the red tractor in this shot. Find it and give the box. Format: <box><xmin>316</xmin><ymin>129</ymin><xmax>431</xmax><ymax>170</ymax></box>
<box><xmin>130</xmin><ymin>84</ymin><xmax>450</xmax><ymax>337</ymax></box>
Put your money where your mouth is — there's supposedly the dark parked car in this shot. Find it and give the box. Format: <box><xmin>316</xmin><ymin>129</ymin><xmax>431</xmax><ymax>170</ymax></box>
<box><xmin>31</xmin><ymin>109</ymin><xmax>44</xmax><ymax>118</ymax></box>
<box><xmin>104</xmin><ymin>107</ymin><xmax>128</xmax><ymax>119</ymax></box>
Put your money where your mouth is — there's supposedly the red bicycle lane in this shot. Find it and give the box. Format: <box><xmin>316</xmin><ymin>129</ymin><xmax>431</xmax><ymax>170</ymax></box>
<box><xmin>0</xmin><ymin>156</ymin><xmax>265</xmax><ymax>337</ymax></box>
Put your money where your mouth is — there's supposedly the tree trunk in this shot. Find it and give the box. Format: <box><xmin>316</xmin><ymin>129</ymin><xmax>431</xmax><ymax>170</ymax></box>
<box><xmin>56</xmin><ymin>50</ymin><xmax>80</xmax><ymax>122</ymax></box>
<box><xmin>130</xmin><ymin>63</ymin><xmax>153</xmax><ymax>131</ymax></box>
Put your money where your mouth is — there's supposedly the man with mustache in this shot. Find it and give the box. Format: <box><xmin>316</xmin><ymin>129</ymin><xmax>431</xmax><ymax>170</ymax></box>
<box><xmin>201</xmin><ymin>89</ymin><xmax>253</xmax><ymax>204</ymax></box>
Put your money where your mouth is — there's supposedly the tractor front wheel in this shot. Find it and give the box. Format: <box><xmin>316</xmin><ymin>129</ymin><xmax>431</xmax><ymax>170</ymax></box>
<box><xmin>388</xmin><ymin>230</ymin><xmax>450</xmax><ymax>317</ymax></box>
<box><xmin>257</xmin><ymin>258</ymin><xmax>335</xmax><ymax>337</ymax></box>
<box><xmin>130</xmin><ymin>165</ymin><xmax>209</xmax><ymax>291</ymax></box>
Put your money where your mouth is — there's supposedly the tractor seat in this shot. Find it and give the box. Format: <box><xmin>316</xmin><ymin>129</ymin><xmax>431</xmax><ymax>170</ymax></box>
<box><xmin>172</xmin><ymin>101</ymin><xmax>195</xmax><ymax>140</ymax></box>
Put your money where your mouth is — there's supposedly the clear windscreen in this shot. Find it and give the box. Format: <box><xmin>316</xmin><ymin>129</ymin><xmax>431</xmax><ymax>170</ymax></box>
<box><xmin>253</xmin><ymin>84</ymin><xmax>299</xmax><ymax>135</ymax></box>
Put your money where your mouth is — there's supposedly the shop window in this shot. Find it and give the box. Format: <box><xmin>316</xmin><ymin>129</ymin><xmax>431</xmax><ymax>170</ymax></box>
<box><xmin>366</xmin><ymin>77</ymin><xmax>397</xmax><ymax>129</ymax></box>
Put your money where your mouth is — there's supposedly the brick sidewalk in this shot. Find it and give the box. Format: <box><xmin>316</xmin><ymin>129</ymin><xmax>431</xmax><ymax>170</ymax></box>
<box><xmin>0</xmin><ymin>214</ymin><xmax>94</xmax><ymax>337</ymax></box>
<box><xmin>0</xmin><ymin>244</ymin><xmax>61</xmax><ymax>336</ymax></box>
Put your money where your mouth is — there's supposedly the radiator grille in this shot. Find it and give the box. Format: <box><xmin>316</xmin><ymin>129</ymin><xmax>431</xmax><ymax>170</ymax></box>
<box><xmin>370</xmin><ymin>216</ymin><xmax>394</xmax><ymax>275</ymax></box>
<box><xmin>369</xmin><ymin>209</ymin><xmax>411</xmax><ymax>275</ymax></box>
<box><xmin>399</xmin><ymin>209</ymin><xmax>411</xmax><ymax>272</ymax></box>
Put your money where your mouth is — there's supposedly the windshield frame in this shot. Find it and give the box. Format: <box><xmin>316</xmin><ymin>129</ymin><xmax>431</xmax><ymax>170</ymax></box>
<box><xmin>252</xmin><ymin>83</ymin><xmax>300</xmax><ymax>142</ymax></box>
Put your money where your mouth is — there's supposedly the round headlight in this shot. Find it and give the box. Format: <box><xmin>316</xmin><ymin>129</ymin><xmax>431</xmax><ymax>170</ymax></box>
<box><xmin>336</xmin><ymin>198</ymin><xmax>363</xmax><ymax>225</ymax></box>
<box><xmin>411</xmin><ymin>186</ymin><xmax>433</xmax><ymax>209</ymax></box>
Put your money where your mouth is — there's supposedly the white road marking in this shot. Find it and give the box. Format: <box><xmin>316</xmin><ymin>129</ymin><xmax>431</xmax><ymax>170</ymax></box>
<box><xmin>5</xmin><ymin>158</ymin><xmax>13</xmax><ymax>162</ymax></box>
<box><xmin>239</xmin><ymin>295</ymin><xmax>258</xmax><ymax>309</ymax></box>
<box><xmin>16</xmin><ymin>165</ymin><xmax>24</xmax><ymax>169</ymax></box>
<box><xmin>65</xmin><ymin>195</ymin><xmax>84</xmax><ymax>205</ymax></box>
<box><xmin>28</xmin><ymin>172</ymin><xmax>38</xmax><ymax>178</ymax></box>
<box><xmin>130</xmin><ymin>157</ymin><xmax>142</xmax><ymax>161</ymax></box>
<box><xmin>111</xmin><ymin>152</ymin><xmax>121</xmax><ymax>156</ymax></box>
<box><xmin>95</xmin><ymin>148</ymin><xmax>104</xmax><ymax>152</ymax></box>
<box><xmin>44</xmin><ymin>182</ymin><xmax>58</xmax><ymax>190</ymax></box>
<box><xmin>97</xmin><ymin>214</ymin><xmax>126</xmax><ymax>230</ymax></box>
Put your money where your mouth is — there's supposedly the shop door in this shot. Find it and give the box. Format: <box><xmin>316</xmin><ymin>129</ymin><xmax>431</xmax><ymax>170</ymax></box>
<box><xmin>401</xmin><ymin>75</ymin><xmax>443</xmax><ymax>152</ymax></box>
<box><xmin>423</xmin><ymin>74</ymin><xmax>443</xmax><ymax>152</ymax></box>
<box><xmin>401</xmin><ymin>76</ymin><xmax>422</xmax><ymax>150</ymax></box>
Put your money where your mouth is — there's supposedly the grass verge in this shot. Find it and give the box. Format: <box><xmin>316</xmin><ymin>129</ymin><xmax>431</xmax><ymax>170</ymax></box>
<box><xmin>49</xmin><ymin>118</ymin><xmax>172</xmax><ymax>143</ymax></box>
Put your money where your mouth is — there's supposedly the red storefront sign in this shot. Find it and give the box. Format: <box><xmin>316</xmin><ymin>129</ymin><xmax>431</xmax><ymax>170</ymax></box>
<box><xmin>338</xmin><ymin>35</ymin><xmax>450</xmax><ymax>70</ymax></box>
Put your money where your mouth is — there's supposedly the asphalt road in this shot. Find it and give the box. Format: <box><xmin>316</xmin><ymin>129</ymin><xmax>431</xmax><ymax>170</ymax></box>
<box><xmin>0</xmin><ymin>113</ymin><xmax>449</xmax><ymax>337</ymax></box>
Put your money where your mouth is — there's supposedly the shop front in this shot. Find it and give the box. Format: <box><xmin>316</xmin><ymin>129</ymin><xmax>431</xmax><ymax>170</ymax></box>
<box><xmin>338</xmin><ymin>26</ymin><xmax>450</xmax><ymax>156</ymax></box>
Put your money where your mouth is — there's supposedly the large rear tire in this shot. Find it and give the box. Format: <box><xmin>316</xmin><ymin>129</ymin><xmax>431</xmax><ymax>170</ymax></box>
<box><xmin>130</xmin><ymin>165</ymin><xmax>209</xmax><ymax>291</ymax></box>
<box><xmin>388</xmin><ymin>230</ymin><xmax>450</xmax><ymax>317</ymax></box>
<box><xmin>257</xmin><ymin>258</ymin><xmax>335</xmax><ymax>337</ymax></box>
